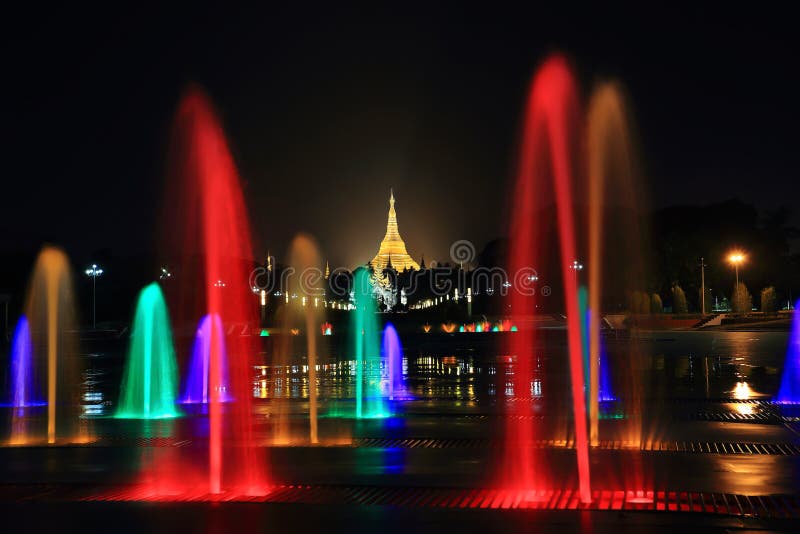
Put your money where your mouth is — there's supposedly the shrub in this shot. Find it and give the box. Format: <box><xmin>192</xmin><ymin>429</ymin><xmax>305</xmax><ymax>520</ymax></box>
<box><xmin>732</xmin><ymin>282</ymin><xmax>753</xmax><ymax>314</ymax></box>
<box><xmin>650</xmin><ymin>293</ymin><xmax>663</xmax><ymax>314</ymax></box>
<box><xmin>760</xmin><ymin>286</ymin><xmax>777</xmax><ymax>313</ymax></box>
<box><xmin>671</xmin><ymin>284</ymin><xmax>688</xmax><ymax>314</ymax></box>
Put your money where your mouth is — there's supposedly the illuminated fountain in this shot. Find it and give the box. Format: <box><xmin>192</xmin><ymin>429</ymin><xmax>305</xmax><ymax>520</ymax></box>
<box><xmin>598</xmin><ymin>339</ymin><xmax>616</xmax><ymax>403</ymax></box>
<box><xmin>586</xmin><ymin>81</ymin><xmax>648</xmax><ymax>455</ymax></box>
<box><xmin>9</xmin><ymin>246</ymin><xmax>86</xmax><ymax>445</ymax></box>
<box><xmin>382</xmin><ymin>323</ymin><xmax>408</xmax><ymax>401</ymax></box>
<box><xmin>180</xmin><ymin>314</ymin><xmax>232</xmax><ymax>404</ymax></box>
<box><xmin>353</xmin><ymin>267</ymin><xmax>388</xmax><ymax>418</ymax></box>
<box><xmin>502</xmin><ymin>55</ymin><xmax>590</xmax><ymax>502</ymax></box>
<box><xmin>115</xmin><ymin>283</ymin><xmax>180</xmax><ymax>419</ymax></box>
<box><xmin>273</xmin><ymin>233</ymin><xmax>323</xmax><ymax>444</ymax></box>
<box><xmin>7</xmin><ymin>316</ymin><xmax>43</xmax><ymax>408</ymax></box>
<box><xmin>148</xmin><ymin>86</ymin><xmax>267</xmax><ymax>496</ymax></box>
<box><xmin>777</xmin><ymin>301</ymin><xmax>800</xmax><ymax>403</ymax></box>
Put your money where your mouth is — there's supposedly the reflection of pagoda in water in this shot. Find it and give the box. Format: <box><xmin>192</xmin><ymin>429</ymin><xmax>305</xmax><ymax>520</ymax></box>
<box><xmin>370</xmin><ymin>189</ymin><xmax>420</xmax><ymax>272</ymax></box>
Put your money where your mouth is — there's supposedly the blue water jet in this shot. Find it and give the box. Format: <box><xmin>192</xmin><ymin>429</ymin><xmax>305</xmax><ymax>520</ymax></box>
<box><xmin>777</xmin><ymin>301</ymin><xmax>800</xmax><ymax>404</ymax></box>
<box><xmin>6</xmin><ymin>316</ymin><xmax>45</xmax><ymax>408</ymax></box>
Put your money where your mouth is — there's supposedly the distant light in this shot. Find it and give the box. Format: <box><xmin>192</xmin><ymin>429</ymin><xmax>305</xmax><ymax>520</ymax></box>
<box><xmin>727</xmin><ymin>251</ymin><xmax>746</xmax><ymax>265</ymax></box>
<box><xmin>260</xmin><ymin>289</ymin><xmax>266</xmax><ymax>306</ymax></box>
<box><xmin>85</xmin><ymin>264</ymin><xmax>104</xmax><ymax>277</ymax></box>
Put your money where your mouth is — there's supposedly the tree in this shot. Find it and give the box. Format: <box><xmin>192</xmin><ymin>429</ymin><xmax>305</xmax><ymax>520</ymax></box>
<box><xmin>628</xmin><ymin>290</ymin><xmax>649</xmax><ymax>314</ymax></box>
<box><xmin>760</xmin><ymin>286</ymin><xmax>777</xmax><ymax>313</ymax></box>
<box><xmin>672</xmin><ymin>284</ymin><xmax>688</xmax><ymax>314</ymax></box>
<box><xmin>650</xmin><ymin>293</ymin><xmax>663</xmax><ymax>314</ymax></box>
<box><xmin>732</xmin><ymin>282</ymin><xmax>752</xmax><ymax>314</ymax></box>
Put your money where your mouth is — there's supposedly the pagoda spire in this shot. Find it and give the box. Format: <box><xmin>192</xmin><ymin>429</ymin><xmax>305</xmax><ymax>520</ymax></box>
<box><xmin>370</xmin><ymin>189</ymin><xmax>420</xmax><ymax>272</ymax></box>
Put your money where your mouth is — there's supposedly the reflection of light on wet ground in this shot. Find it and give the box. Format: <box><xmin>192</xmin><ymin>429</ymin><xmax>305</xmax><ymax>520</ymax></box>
<box><xmin>733</xmin><ymin>381</ymin><xmax>753</xmax><ymax>400</ymax></box>
<box><xmin>730</xmin><ymin>382</ymin><xmax>760</xmax><ymax>415</ymax></box>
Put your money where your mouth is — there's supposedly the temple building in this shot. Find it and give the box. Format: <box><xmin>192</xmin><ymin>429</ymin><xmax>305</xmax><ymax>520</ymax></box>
<box><xmin>370</xmin><ymin>189</ymin><xmax>420</xmax><ymax>272</ymax></box>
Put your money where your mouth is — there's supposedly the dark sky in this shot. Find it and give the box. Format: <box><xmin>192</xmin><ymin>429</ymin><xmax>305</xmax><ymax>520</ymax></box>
<box><xmin>1</xmin><ymin>5</ymin><xmax>797</xmax><ymax>269</ymax></box>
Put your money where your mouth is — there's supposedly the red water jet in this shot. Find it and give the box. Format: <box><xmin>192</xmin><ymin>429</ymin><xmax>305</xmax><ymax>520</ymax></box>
<box><xmin>503</xmin><ymin>55</ymin><xmax>591</xmax><ymax>503</ymax></box>
<box><xmin>158</xmin><ymin>86</ymin><xmax>268</xmax><ymax>495</ymax></box>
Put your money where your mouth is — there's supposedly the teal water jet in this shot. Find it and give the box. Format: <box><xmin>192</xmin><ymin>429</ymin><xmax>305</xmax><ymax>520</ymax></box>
<box><xmin>116</xmin><ymin>283</ymin><xmax>180</xmax><ymax>419</ymax></box>
<box><xmin>353</xmin><ymin>267</ymin><xmax>388</xmax><ymax>418</ymax></box>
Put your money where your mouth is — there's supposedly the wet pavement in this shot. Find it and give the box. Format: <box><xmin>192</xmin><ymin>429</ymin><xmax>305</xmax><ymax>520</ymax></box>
<box><xmin>0</xmin><ymin>329</ymin><xmax>798</xmax><ymax>530</ymax></box>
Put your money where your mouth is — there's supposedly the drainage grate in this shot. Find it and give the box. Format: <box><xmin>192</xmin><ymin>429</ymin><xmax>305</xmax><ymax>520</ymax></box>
<box><xmin>352</xmin><ymin>438</ymin><xmax>800</xmax><ymax>455</ymax></box>
<box><xmin>80</xmin><ymin>485</ymin><xmax>800</xmax><ymax>519</ymax></box>
<box><xmin>91</xmin><ymin>437</ymin><xmax>193</xmax><ymax>447</ymax></box>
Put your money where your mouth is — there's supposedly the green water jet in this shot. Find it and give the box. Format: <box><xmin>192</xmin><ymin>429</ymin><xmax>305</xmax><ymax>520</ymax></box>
<box><xmin>116</xmin><ymin>283</ymin><xmax>180</xmax><ymax>419</ymax></box>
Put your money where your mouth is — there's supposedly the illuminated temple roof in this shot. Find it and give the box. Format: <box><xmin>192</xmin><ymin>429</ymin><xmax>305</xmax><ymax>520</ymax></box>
<box><xmin>370</xmin><ymin>190</ymin><xmax>420</xmax><ymax>272</ymax></box>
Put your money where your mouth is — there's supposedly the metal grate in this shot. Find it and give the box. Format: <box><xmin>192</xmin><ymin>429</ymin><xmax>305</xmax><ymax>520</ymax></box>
<box><xmin>79</xmin><ymin>485</ymin><xmax>800</xmax><ymax>519</ymax></box>
<box><xmin>352</xmin><ymin>437</ymin><xmax>800</xmax><ymax>455</ymax></box>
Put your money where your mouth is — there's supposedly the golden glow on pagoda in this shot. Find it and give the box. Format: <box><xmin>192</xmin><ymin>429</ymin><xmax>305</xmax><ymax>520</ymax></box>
<box><xmin>370</xmin><ymin>189</ymin><xmax>420</xmax><ymax>272</ymax></box>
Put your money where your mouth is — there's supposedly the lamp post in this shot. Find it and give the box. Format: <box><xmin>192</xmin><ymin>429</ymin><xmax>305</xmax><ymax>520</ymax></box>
<box><xmin>700</xmin><ymin>257</ymin><xmax>707</xmax><ymax>315</ymax></box>
<box><xmin>84</xmin><ymin>264</ymin><xmax>104</xmax><ymax>329</ymax></box>
<box><xmin>727</xmin><ymin>252</ymin><xmax>746</xmax><ymax>312</ymax></box>
<box><xmin>570</xmin><ymin>260</ymin><xmax>583</xmax><ymax>290</ymax></box>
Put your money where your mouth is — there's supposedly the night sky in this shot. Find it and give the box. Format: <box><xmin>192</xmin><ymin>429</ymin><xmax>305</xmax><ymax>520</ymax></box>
<box><xmin>2</xmin><ymin>5</ymin><xmax>797</xmax><ymax>270</ymax></box>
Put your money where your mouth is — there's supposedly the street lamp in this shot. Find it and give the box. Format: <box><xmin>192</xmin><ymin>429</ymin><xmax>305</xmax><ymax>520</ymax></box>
<box><xmin>569</xmin><ymin>260</ymin><xmax>583</xmax><ymax>289</ymax></box>
<box><xmin>727</xmin><ymin>251</ymin><xmax>746</xmax><ymax>312</ymax></box>
<box><xmin>700</xmin><ymin>257</ymin><xmax>707</xmax><ymax>315</ymax></box>
<box><xmin>84</xmin><ymin>264</ymin><xmax>104</xmax><ymax>329</ymax></box>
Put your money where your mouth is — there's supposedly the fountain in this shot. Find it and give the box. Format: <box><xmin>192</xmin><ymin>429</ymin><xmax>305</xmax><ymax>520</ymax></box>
<box><xmin>155</xmin><ymin>86</ymin><xmax>268</xmax><ymax>495</ymax></box>
<box><xmin>382</xmin><ymin>323</ymin><xmax>407</xmax><ymax>401</ymax></box>
<box><xmin>777</xmin><ymin>301</ymin><xmax>800</xmax><ymax>403</ymax></box>
<box><xmin>10</xmin><ymin>246</ymin><xmax>85</xmax><ymax>444</ymax></box>
<box><xmin>587</xmin><ymin>81</ymin><xmax>650</xmax><ymax>460</ymax></box>
<box><xmin>7</xmin><ymin>316</ymin><xmax>44</xmax><ymax>408</ymax></box>
<box><xmin>273</xmin><ymin>233</ymin><xmax>323</xmax><ymax>444</ymax></box>
<box><xmin>502</xmin><ymin>55</ymin><xmax>590</xmax><ymax>502</ymax></box>
<box><xmin>352</xmin><ymin>267</ymin><xmax>388</xmax><ymax>418</ymax></box>
<box><xmin>598</xmin><ymin>338</ymin><xmax>616</xmax><ymax>403</ymax></box>
<box><xmin>115</xmin><ymin>283</ymin><xmax>180</xmax><ymax>419</ymax></box>
<box><xmin>180</xmin><ymin>314</ymin><xmax>232</xmax><ymax>404</ymax></box>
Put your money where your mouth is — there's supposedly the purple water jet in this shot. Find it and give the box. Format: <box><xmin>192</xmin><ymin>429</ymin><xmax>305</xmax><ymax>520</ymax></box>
<box><xmin>180</xmin><ymin>314</ymin><xmax>232</xmax><ymax>404</ymax></box>
<box><xmin>382</xmin><ymin>323</ymin><xmax>408</xmax><ymax>401</ymax></box>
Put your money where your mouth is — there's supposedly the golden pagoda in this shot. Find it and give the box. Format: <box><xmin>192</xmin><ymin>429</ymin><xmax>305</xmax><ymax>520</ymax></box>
<box><xmin>370</xmin><ymin>189</ymin><xmax>420</xmax><ymax>272</ymax></box>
